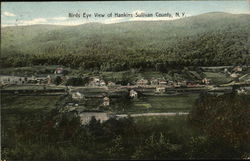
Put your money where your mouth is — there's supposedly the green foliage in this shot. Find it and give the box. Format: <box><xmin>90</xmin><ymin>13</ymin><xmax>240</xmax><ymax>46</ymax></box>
<box><xmin>65</xmin><ymin>77</ymin><xmax>88</xmax><ymax>86</ymax></box>
<box><xmin>2</xmin><ymin>92</ymin><xmax>250</xmax><ymax>160</ymax></box>
<box><xmin>1</xmin><ymin>13</ymin><xmax>249</xmax><ymax>70</ymax></box>
<box><xmin>54</xmin><ymin>76</ymin><xmax>62</xmax><ymax>85</ymax></box>
<box><xmin>107</xmin><ymin>135</ymin><xmax>125</xmax><ymax>159</ymax></box>
<box><xmin>188</xmin><ymin>92</ymin><xmax>250</xmax><ymax>158</ymax></box>
<box><xmin>132</xmin><ymin>133</ymin><xmax>182</xmax><ymax>159</ymax></box>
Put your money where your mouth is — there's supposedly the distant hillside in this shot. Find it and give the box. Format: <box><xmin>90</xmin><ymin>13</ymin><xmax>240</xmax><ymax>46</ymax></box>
<box><xmin>1</xmin><ymin>12</ymin><xmax>250</xmax><ymax>70</ymax></box>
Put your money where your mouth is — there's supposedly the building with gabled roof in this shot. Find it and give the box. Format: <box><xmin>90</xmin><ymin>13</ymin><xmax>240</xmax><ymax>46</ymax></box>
<box><xmin>136</xmin><ymin>78</ymin><xmax>148</xmax><ymax>86</ymax></box>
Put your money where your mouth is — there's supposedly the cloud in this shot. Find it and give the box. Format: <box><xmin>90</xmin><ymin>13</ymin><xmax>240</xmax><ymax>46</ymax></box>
<box><xmin>1</xmin><ymin>16</ymin><xmax>69</xmax><ymax>27</ymax></box>
<box><xmin>18</xmin><ymin>18</ymin><xmax>47</xmax><ymax>25</ymax></box>
<box><xmin>50</xmin><ymin>17</ymin><xmax>68</xmax><ymax>21</ymax></box>
<box><xmin>3</xmin><ymin>11</ymin><xmax>16</xmax><ymax>17</ymax></box>
<box><xmin>129</xmin><ymin>16</ymin><xmax>183</xmax><ymax>22</ymax></box>
<box><xmin>1</xmin><ymin>24</ymin><xmax>15</xmax><ymax>27</ymax></box>
<box><xmin>1</xmin><ymin>18</ymin><xmax>91</xmax><ymax>27</ymax></box>
<box><xmin>231</xmin><ymin>10</ymin><xmax>250</xmax><ymax>14</ymax></box>
<box><xmin>50</xmin><ymin>20</ymin><xmax>89</xmax><ymax>26</ymax></box>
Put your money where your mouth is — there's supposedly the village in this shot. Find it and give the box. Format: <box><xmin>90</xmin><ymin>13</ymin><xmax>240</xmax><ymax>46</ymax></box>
<box><xmin>1</xmin><ymin>65</ymin><xmax>250</xmax><ymax>124</ymax></box>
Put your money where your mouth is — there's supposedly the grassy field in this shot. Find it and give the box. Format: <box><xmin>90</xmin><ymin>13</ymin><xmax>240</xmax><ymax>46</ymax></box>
<box><xmin>0</xmin><ymin>66</ymin><xmax>57</xmax><ymax>75</ymax></box>
<box><xmin>0</xmin><ymin>66</ymin><xmax>80</xmax><ymax>76</ymax></box>
<box><xmin>2</xmin><ymin>85</ymin><xmax>65</xmax><ymax>90</ymax></box>
<box><xmin>204</xmin><ymin>72</ymin><xmax>232</xmax><ymax>84</ymax></box>
<box><xmin>140</xmin><ymin>71</ymin><xmax>166</xmax><ymax>79</ymax></box>
<box><xmin>111</xmin><ymin>94</ymin><xmax>199</xmax><ymax>114</ymax></box>
<box><xmin>1</xmin><ymin>94</ymin><xmax>61</xmax><ymax>111</ymax></box>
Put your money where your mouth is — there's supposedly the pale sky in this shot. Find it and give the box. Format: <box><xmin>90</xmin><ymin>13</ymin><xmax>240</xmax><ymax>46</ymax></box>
<box><xmin>1</xmin><ymin>1</ymin><xmax>250</xmax><ymax>27</ymax></box>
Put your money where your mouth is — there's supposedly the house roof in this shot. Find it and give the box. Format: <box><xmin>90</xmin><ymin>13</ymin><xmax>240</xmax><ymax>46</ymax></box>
<box><xmin>137</xmin><ymin>79</ymin><xmax>148</xmax><ymax>82</ymax></box>
<box><xmin>103</xmin><ymin>97</ymin><xmax>109</xmax><ymax>100</ymax></box>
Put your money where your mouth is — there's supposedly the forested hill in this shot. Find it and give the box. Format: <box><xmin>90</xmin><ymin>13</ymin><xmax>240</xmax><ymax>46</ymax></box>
<box><xmin>1</xmin><ymin>12</ymin><xmax>250</xmax><ymax>70</ymax></box>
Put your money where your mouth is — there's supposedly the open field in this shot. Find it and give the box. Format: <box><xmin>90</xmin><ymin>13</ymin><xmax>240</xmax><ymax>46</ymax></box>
<box><xmin>1</xmin><ymin>94</ymin><xmax>60</xmax><ymax>111</ymax></box>
<box><xmin>140</xmin><ymin>71</ymin><xmax>167</xmax><ymax>79</ymax></box>
<box><xmin>2</xmin><ymin>85</ymin><xmax>65</xmax><ymax>90</ymax></box>
<box><xmin>204</xmin><ymin>72</ymin><xmax>232</xmax><ymax>84</ymax></box>
<box><xmin>0</xmin><ymin>66</ymin><xmax>81</xmax><ymax>76</ymax></box>
<box><xmin>111</xmin><ymin>94</ymin><xmax>199</xmax><ymax>114</ymax></box>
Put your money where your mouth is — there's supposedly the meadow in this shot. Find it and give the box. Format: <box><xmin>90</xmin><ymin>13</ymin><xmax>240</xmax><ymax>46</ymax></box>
<box><xmin>110</xmin><ymin>93</ymin><xmax>199</xmax><ymax>114</ymax></box>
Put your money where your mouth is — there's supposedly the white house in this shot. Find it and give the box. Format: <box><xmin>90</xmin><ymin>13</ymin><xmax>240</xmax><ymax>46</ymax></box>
<box><xmin>100</xmin><ymin>80</ymin><xmax>106</xmax><ymax>86</ymax></box>
<box><xmin>129</xmin><ymin>89</ymin><xmax>138</xmax><ymax>98</ymax></box>
<box><xmin>72</xmin><ymin>92</ymin><xmax>84</xmax><ymax>100</ymax></box>
<box><xmin>88</xmin><ymin>77</ymin><xmax>106</xmax><ymax>86</ymax></box>
<box><xmin>54</xmin><ymin>67</ymin><xmax>64</xmax><ymax>74</ymax></box>
<box><xmin>230</xmin><ymin>73</ymin><xmax>240</xmax><ymax>78</ymax></box>
<box><xmin>155</xmin><ymin>86</ymin><xmax>165</xmax><ymax>94</ymax></box>
<box><xmin>103</xmin><ymin>96</ymin><xmax>110</xmax><ymax>106</ymax></box>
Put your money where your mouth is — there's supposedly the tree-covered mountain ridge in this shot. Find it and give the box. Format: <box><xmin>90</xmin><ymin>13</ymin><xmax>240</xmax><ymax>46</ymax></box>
<box><xmin>1</xmin><ymin>12</ymin><xmax>250</xmax><ymax>70</ymax></box>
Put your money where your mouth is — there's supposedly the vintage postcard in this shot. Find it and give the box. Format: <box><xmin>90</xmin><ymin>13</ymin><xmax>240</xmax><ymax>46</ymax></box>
<box><xmin>1</xmin><ymin>1</ymin><xmax>250</xmax><ymax>160</ymax></box>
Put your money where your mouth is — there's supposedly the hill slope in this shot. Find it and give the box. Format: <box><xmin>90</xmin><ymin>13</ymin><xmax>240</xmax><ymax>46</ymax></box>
<box><xmin>1</xmin><ymin>12</ymin><xmax>250</xmax><ymax>70</ymax></box>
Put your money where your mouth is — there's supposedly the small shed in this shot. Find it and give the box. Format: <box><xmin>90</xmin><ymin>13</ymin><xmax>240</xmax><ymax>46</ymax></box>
<box><xmin>230</xmin><ymin>73</ymin><xmax>239</xmax><ymax>78</ymax></box>
<box><xmin>202</xmin><ymin>78</ymin><xmax>210</xmax><ymax>85</ymax></box>
<box><xmin>158</xmin><ymin>80</ymin><xmax>167</xmax><ymax>86</ymax></box>
<box><xmin>107</xmin><ymin>81</ymin><xmax>116</xmax><ymax>86</ymax></box>
<box><xmin>54</xmin><ymin>67</ymin><xmax>64</xmax><ymax>74</ymax></box>
<box><xmin>233</xmin><ymin>66</ymin><xmax>242</xmax><ymax>72</ymax></box>
<box><xmin>103</xmin><ymin>96</ymin><xmax>110</xmax><ymax>106</ymax></box>
<box><xmin>136</xmin><ymin>79</ymin><xmax>148</xmax><ymax>86</ymax></box>
<box><xmin>72</xmin><ymin>92</ymin><xmax>85</xmax><ymax>100</ymax></box>
<box><xmin>155</xmin><ymin>86</ymin><xmax>165</xmax><ymax>93</ymax></box>
<box><xmin>100</xmin><ymin>80</ymin><xmax>106</xmax><ymax>86</ymax></box>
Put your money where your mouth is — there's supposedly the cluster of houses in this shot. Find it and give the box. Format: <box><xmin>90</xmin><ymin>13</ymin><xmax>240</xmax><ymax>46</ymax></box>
<box><xmin>135</xmin><ymin>77</ymin><xmax>210</xmax><ymax>87</ymax></box>
<box><xmin>0</xmin><ymin>75</ymin><xmax>48</xmax><ymax>86</ymax></box>
<box><xmin>1</xmin><ymin>64</ymin><xmax>213</xmax><ymax>89</ymax></box>
<box><xmin>71</xmin><ymin>92</ymin><xmax>110</xmax><ymax>107</ymax></box>
<box><xmin>69</xmin><ymin>76</ymin><xmax>212</xmax><ymax>108</ymax></box>
<box><xmin>236</xmin><ymin>87</ymin><xmax>248</xmax><ymax>95</ymax></box>
<box><xmin>87</xmin><ymin>77</ymin><xmax>116</xmax><ymax>87</ymax></box>
<box><xmin>224</xmin><ymin>66</ymin><xmax>243</xmax><ymax>78</ymax></box>
<box><xmin>72</xmin><ymin>91</ymin><xmax>85</xmax><ymax>100</ymax></box>
<box><xmin>71</xmin><ymin>93</ymin><xmax>110</xmax><ymax>107</ymax></box>
<box><xmin>0</xmin><ymin>74</ymin><xmax>68</xmax><ymax>86</ymax></box>
<box><xmin>0</xmin><ymin>68</ymin><xmax>67</xmax><ymax>86</ymax></box>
